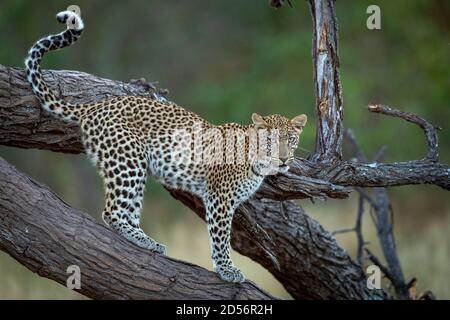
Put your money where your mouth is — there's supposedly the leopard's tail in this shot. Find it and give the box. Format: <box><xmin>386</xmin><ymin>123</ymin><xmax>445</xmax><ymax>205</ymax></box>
<box><xmin>25</xmin><ymin>10</ymin><xmax>88</xmax><ymax>123</ymax></box>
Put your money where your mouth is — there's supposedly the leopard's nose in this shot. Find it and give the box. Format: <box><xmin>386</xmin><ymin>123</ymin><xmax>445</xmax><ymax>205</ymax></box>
<box><xmin>280</xmin><ymin>156</ymin><xmax>289</xmax><ymax>164</ymax></box>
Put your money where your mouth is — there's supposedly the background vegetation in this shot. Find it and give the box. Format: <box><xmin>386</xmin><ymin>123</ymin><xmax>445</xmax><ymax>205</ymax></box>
<box><xmin>0</xmin><ymin>0</ymin><xmax>448</xmax><ymax>299</ymax></box>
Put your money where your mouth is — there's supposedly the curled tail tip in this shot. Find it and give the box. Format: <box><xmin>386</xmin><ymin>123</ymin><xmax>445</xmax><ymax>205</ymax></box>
<box><xmin>56</xmin><ymin>10</ymin><xmax>84</xmax><ymax>31</ymax></box>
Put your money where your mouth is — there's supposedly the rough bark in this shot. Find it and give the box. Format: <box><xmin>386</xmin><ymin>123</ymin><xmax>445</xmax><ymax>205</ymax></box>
<box><xmin>0</xmin><ymin>65</ymin><xmax>388</xmax><ymax>299</ymax></box>
<box><xmin>308</xmin><ymin>0</ymin><xmax>344</xmax><ymax>161</ymax></box>
<box><xmin>0</xmin><ymin>157</ymin><xmax>273</xmax><ymax>300</ymax></box>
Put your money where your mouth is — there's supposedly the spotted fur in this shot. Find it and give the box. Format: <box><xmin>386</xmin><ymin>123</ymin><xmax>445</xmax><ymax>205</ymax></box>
<box><xmin>25</xmin><ymin>10</ymin><xmax>307</xmax><ymax>283</ymax></box>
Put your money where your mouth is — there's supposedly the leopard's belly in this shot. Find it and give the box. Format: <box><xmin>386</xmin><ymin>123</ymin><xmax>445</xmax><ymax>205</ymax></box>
<box><xmin>147</xmin><ymin>147</ymin><xmax>207</xmax><ymax>197</ymax></box>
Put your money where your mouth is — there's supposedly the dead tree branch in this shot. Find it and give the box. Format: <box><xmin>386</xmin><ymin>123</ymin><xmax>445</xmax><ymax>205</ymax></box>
<box><xmin>368</xmin><ymin>104</ymin><xmax>440</xmax><ymax>161</ymax></box>
<box><xmin>0</xmin><ymin>157</ymin><xmax>273</xmax><ymax>300</ymax></box>
<box><xmin>371</xmin><ymin>186</ymin><xmax>409</xmax><ymax>299</ymax></box>
<box><xmin>332</xmin><ymin>192</ymin><xmax>367</xmax><ymax>266</ymax></box>
<box><xmin>345</xmin><ymin>129</ymin><xmax>410</xmax><ymax>299</ymax></box>
<box><xmin>308</xmin><ymin>0</ymin><xmax>344</xmax><ymax>161</ymax></box>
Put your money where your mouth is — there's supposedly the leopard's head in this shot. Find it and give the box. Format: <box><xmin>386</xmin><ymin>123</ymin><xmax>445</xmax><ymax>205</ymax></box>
<box><xmin>252</xmin><ymin>113</ymin><xmax>307</xmax><ymax>170</ymax></box>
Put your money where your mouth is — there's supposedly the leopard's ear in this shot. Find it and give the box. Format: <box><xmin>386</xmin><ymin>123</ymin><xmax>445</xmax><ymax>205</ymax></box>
<box><xmin>291</xmin><ymin>114</ymin><xmax>307</xmax><ymax>132</ymax></box>
<box><xmin>252</xmin><ymin>113</ymin><xmax>268</xmax><ymax>130</ymax></box>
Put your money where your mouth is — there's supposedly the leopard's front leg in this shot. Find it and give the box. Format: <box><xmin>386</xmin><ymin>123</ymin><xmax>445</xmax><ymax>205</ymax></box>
<box><xmin>204</xmin><ymin>192</ymin><xmax>245</xmax><ymax>283</ymax></box>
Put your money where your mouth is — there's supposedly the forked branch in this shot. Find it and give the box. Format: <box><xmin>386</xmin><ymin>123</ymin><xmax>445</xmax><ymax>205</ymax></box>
<box><xmin>368</xmin><ymin>104</ymin><xmax>440</xmax><ymax>161</ymax></box>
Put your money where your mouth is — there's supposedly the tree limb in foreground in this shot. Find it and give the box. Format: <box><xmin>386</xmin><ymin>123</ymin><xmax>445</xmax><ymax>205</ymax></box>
<box><xmin>0</xmin><ymin>157</ymin><xmax>274</xmax><ymax>300</ymax></box>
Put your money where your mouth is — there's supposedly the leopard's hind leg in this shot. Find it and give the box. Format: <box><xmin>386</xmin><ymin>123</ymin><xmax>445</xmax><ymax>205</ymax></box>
<box><xmin>83</xmin><ymin>121</ymin><xmax>166</xmax><ymax>254</ymax></box>
<box><xmin>102</xmin><ymin>170</ymin><xmax>166</xmax><ymax>254</ymax></box>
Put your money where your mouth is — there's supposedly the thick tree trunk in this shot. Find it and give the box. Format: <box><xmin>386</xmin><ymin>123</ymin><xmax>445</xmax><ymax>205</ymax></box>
<box><xmin>308</xmin><ymin>0</ymin><xmax>344</xmax><ymax>161</ymax></box>
<box><xmin>0</xmin><ymin>158</ymin><xmax>273</xmax><ymax>300</ymax></box>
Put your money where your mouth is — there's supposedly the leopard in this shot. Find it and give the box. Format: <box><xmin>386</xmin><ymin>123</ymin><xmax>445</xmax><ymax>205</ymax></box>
<box><xmin>25</xmin><ymin>10</ymin><xmax>307</xmax><ymax>283</ymax></box>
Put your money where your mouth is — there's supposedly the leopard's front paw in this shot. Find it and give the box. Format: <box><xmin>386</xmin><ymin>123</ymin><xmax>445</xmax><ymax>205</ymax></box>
<box><xmin>215</xmin><ymin>265</ymin><xmax>245</xmax><ymax>283</ymax></box>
